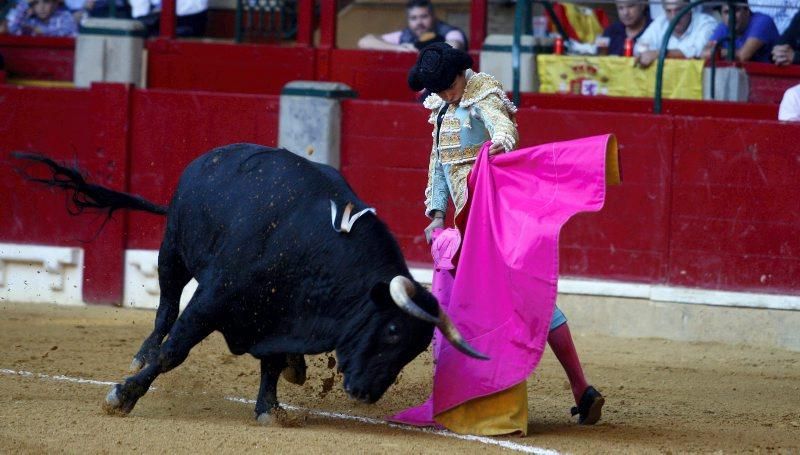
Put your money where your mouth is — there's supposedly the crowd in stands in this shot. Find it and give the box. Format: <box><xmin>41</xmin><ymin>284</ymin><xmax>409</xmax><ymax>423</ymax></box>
<box><xmin>1</xmin><ymin>0</ymin><xmax>800</xmax><ymax>120</ymax></box>
<box><xmin>602</xmin><ymin>0</ymin><xmax>798</xmax><ymax>67</ymax></box>
<box><xmin>0</xmin><ymin>0</ymin><xmax>206</xmax><ymax>37</ymax></box>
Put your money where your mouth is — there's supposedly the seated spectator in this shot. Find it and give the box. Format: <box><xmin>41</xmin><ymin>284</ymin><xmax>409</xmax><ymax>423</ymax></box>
<box><xmin>5</xmin><ymin>0</ymin><xmax>77</xmax><ymax>37</ymax></box>
<box><xmin>778</xmin><ymin>83</ymin><xmax>800</xmax><ymax>120</ymax></box>
<box><xmin>749</xmin><ymin>0</ymin><xmax>798</xmax><ymax>35</ymax></box>
<box><xmin>357</xmin><ymin>0</ymin><xmax>466</xmax><ymax>52</ymax></box>
<box><xmin>773</xmin><ymin>10</ymin><xmax>800</xmax><ymax>65</ymax></box>
<box><xmin>130</xmin><ymin>0</ymin><xmax>208</xmax><ymax>37</ymax></box>
<box><xmin>702</xmin><ymin>1</ymin><xmax>779</xmax><ymax>63</ymax></box>
<box><xmin>602</xmin><ymin>0</ymin><xmax>651</xmax><ymax>55</ymax></box>
<box><xmin>634</xmin><ymin>0</ymin><xmax>718</xmax><ymax>68</ymax></box>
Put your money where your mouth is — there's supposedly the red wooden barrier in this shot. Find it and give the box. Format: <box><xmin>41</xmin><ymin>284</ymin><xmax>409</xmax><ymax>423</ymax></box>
<box><xmin>0</xmin><ymin>83</ymin><xmax>127</xmax><ymax>304</ymax></box>
<box><xmin>669</xmin><ymin>117</ymin><xmax>800</xmax><ymax>294</ymax></box>
<box><xmin>126</xmin><ymin>89</ymin><xmax>280</xmax><ymax>249</ymax></box>
<box><xmin>327</xmin><ymin>49</ymin><xmax>418</xmax><ymax>101</ymax></box>
<box><xmin>341</xmin><ymin>99</ymin><xmax>800</xmax><ymax>294</ymax></box>
<box><xmin>145</xmin><ymin>40</ymin><xmax>315</xmax><ymax>94</ymax></box>
<box><xmin>0</xmin><ymin>35</ymin><xmax>74</xmax><ymax>81</ymax></box>
<box><xmin>0</xmin><ymin>84</ymin><xmax>280</xmax><ymax>304</ymax></box>
<box><xmin>2</xmin><ymin>84</ymin><xmax>799</xmax><ymax>304</ymax></box>
<box><xmin>743</xmin><ymin>61</ymin><xmax>800</xmax><ymax>105</ymax></box>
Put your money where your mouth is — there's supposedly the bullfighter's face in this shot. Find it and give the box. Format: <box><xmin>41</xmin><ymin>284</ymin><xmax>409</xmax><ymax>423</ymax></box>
<box><xmin>436</xmin><ymin>72</ymin><xmax>467</xmax><ymax>105</ymax></box>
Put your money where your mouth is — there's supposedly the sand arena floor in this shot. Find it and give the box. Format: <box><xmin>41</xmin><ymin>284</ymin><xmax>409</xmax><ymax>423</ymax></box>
<box><xmin>0</xmin><ymin>302</ymin><xmax>798</xmax><ymax>454</ymax></box>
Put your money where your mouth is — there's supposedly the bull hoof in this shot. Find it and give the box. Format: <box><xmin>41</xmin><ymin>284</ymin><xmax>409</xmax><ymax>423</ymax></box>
<box><xmin>102</xmin><ymin>384</ymin><xmax>135</xmax><ymax>416</ymax></box>
<box><xmin>256</xmin><ymin>412</ymin><xmax>275</xmax><ymax>426</ymax></box>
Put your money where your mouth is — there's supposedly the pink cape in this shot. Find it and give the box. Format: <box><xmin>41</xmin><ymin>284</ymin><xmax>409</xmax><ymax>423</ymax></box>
<box><xmin>391</xmin><ymin>134</ymin><xmax>618</xmax><ymax>426</ymax></box>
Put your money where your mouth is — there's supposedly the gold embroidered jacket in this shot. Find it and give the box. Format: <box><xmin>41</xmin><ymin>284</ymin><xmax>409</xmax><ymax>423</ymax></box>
<box><xmin>423</xmin><ymin>71</ymin><xmax>519</xmax><ymax>219</ymax></box>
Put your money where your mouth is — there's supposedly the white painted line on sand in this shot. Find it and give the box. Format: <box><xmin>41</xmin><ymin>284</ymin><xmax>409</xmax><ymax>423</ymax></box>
<box><xmin>1</xmin><ymin>368</ymin><xmax>559</xmax><ymax>455</ymax></box>
<box><xmin>227</xmin><ymin>396</ymin><xmax>559</xmax><ymax>455</ymax></box>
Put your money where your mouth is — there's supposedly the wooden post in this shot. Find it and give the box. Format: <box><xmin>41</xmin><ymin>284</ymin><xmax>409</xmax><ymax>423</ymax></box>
<box><xmin>470</xmin><ymin>0</ymin><xmax>488</xmax><ymax>52</ymax></box>
<box><xmin>160</xmin><ymin>0</ymin><xmax>177</xmax><ymax>38</ymax></box>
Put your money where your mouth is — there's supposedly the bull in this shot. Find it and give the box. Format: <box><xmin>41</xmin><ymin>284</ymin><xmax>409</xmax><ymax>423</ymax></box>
<box><xmin>14</xmin><ymin>144</ymin><xmax>486</xmax><ymax>423</ymax></box>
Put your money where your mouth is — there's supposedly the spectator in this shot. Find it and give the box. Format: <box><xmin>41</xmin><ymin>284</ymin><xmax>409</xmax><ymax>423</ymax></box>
<box><xmin>773</xmin><ymin>10</ymin><xmax>800</xmax><ymax>65</ymax></box>
<box><xmin>750</xmin><ymin>0</ymin><xmax>798</xmax><ymax>35</ymax></box>
<box><xmin>130</xmin><ymin>0</ymin><xmax>208</xmax><ymax>37</ymax></box>
<box><xmin>357</xmin><ymin>0</ymin><xmax>466</xmax><ymax>52</ymax></box>
<box><xmin>703</xmin><ymin>1</ymin><xmax>779</xmax><ymax>63</ymax></box>
<box><xmin>5</xmin><ymin>0</ymin><xmax>77</xmax><ymax>37</ymax></box>
<box><xmin>778</xmin><ymin>83</ymin><xmax>800</xmax><ymax>120</ymax></box>
<box><xmin>602</xmin><ymin>0</ymin><xmax>651</xmax><ymax>55</ymax></box>
<box><xmin>634</xmin><ymin>0</ymin><xmax>718</xmax><ymax>68</ymax></box>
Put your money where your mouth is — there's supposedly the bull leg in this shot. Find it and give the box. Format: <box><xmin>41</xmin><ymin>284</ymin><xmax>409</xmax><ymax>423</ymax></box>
<box><xmin>104</xmin><ymin>293</ymin><xmax>215</xmax><ymax>416</ymax></box>
<box><xmin>254</xmin><ymin>355</ymin><xmax>287</xmax><ymax>424</ymax></box>
<box><xmin>131</xmin><ymin>235</ymin><xmax>192</xmax><ymax>372</ymax></box>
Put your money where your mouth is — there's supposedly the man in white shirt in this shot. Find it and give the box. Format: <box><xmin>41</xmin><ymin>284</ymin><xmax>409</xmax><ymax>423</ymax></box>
<box><xmin>635</xmin><ymin>0</ymin><xmax>718</xmax><ymax>68</ymax></box>
<box><xmin>750</xmin><ymin>0</ymin><xmax>799</xmax><ymax>34</ymax></box>
<box><xmin>779</xmin><ymin>83</ymin><xmax>800</xmax><ymax>121</ymax></box>
<box><xmin>130</xmin><ymin>0</ymin><xmax>208</xmax><ymax>37</ymax></box>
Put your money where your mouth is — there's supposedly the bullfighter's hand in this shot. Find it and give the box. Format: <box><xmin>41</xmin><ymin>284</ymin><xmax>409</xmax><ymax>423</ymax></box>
<box><xmin>424</xmin><ymin>217</ymin><xmax>444</xmax><ymax>244</ymax></box>
<box><xmin>488</xmin><ymin>142</ymin><xmax>505</xmax><ymax>155</ymax></box>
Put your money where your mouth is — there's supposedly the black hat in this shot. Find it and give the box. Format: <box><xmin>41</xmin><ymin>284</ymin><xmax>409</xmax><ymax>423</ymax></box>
<box><xmin>407</xmin><ymin>43</ymin><xmax>473</xmax><ymax>93</ymax></box>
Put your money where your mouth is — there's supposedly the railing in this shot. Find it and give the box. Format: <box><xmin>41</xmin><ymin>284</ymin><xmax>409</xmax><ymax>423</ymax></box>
<box><xmin>653</xmin><ymin>0</ymin><xmax>738</xmax><ymax>113</ymax></box>
<box><xmin>511</xmin><ymin>0</ymin><xmax>744</xmax><ymax>110</ymax></box>
<box><xmin>512</xmin><ymin>0</ymin><xmax>569</xmax><ymax>105</ymax></box>
<box><xmin>235</xmin><ymin>0</ymin><xmax>298</xmax><ymax>43</ymax></box>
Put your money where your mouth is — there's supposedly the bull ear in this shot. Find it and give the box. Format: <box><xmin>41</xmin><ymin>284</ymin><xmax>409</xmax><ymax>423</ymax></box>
<box><xmin>369</xmin><ymin>282</ymin><xmax>394</xmax><ymax>309</ymax></box>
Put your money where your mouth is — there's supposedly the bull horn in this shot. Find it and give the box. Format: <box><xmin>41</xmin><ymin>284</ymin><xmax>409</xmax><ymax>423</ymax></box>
<box><xmin>389</xmin><ymin>276</ymin><xmax>439</xmax><ymax>324</ymax></box>
<box><xmin>389</xmin><ymin>276</ymin><xmax>489</xmax><ymax>361</ymax></box>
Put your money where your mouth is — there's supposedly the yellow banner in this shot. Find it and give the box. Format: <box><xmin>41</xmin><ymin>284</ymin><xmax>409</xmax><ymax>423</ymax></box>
<box><xmin>536</xmin><ymin>55</ymin><xmax>704</xmax><ymax>100</ymax></box>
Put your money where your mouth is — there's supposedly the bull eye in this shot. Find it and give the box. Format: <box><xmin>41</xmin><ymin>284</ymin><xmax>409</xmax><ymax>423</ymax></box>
<box><xmin>383</xmin><ymin>322</ymin><xmax>402</xmax><ymax>344</ymax></box>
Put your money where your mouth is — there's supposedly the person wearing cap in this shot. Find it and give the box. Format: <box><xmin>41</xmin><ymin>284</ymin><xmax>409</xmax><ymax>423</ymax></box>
<box><xmin>5</xmin><ymin>0</ymin><xmax>77</xmax><ymax>36</ymax></box>
<box><xmin>405</xmin><ymin>43</ymin><xmax>604</xmax><ymax>434</ymax></box>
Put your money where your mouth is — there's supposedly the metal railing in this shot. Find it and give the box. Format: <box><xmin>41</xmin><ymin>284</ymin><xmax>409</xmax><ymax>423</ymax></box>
<box><xmin>235</xmin><ymin>0</ymin><xmax>298</xmax><ymax>43</ymax></box>
<box><xmin>512</xmin><ymin>0</ymin><xmax>570</xmax><ymax>105</ymax></box>
<box><xmin>653</xmin><ymin>0</ymin><xmax>738</xmax><ymax>113</ymax></box>
<box><xmin>510</xmin><ymin>0</ymin><xmax>742</xmax><ymax>111</ymax></box>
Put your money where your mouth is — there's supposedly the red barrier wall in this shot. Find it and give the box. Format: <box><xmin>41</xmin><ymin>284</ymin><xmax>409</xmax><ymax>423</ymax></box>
<box><xmin>1</xmin><ymin>84</ymin><xmax>280</xmax><ymax>304</ymax></box>
<box><xmin>341</xmin><ymin>99</ymin><xmax>800</xmax><ymax>295</ymax></box>
<box><xmin>145</xmin><ymin>39</ymin><xmax>316</xmax><ymax>94</ymax></box>
<box><xmin>669</xmin><ymin>117</ymin><xmax>800</xmax><ymax>293</ymax></box>
<box><xmin>0</xmin><ymin>36</ymin><xmax>74</xmax><ymax>81</ymax></box>
<box><xmin>3</xmin><ymin>84</ymin><xmax>799</xmax><ymax>304</ymax></box>
<box><xmin>126</xmin><ymin>89</ymin><xmax>280</xmax><ymax>249</ymax></box>
<box><xmin>743</xmin><ymin>62</ymin><xmax>800</xmax><ymax>104</ymax></box>
<box><xmin>0</xmin><ymin>83</ymin><xmax>131</xmax><ymax>303</ymax></box>
<box><xmin>327</xmin><ymin>50</ymin><xmax>419</xmax><ymax>102</ymax></box>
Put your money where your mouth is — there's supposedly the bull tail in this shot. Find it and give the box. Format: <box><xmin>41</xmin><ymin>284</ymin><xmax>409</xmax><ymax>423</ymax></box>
<box><xmin>13</xmin><ymin>152</ymin><xmax>168</xmax><ymax>216</ymax></box>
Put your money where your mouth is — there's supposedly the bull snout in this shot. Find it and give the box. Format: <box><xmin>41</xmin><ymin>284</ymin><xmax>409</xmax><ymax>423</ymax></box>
<box><xmin>343</xmin><ymin>379</ymin><xmax>380</xmax><ymax>404</ymax></box>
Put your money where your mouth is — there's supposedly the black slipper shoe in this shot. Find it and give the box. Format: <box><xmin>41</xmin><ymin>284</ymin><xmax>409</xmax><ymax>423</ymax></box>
<box><xmin>570</xmin><ymin>385</ymin><xmax>604</xmax><ymax>425</ymax></box>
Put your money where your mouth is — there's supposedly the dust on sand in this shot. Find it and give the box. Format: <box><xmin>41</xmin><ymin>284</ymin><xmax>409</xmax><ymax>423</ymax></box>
<box><xmin>0</xmin><ymin>303</ymin><xmax>798</xmax><ymax>453</ymax></box>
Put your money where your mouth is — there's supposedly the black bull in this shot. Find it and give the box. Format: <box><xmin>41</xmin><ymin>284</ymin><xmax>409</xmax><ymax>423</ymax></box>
<box><xmin>14</xmin><ymin>144</ymin><xmax>486</xmax><ymax>422</ymax></box>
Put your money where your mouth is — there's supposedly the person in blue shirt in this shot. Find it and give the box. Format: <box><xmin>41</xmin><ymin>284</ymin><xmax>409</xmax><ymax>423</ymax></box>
<box><xmin>601</xmin><ymin>0</ymin><xmax>652</xmax><ymax>56</ymax></box>
<box><xmin>5</xmin><ymin>0</ymin><xmax>77</xmax><ymax>37</ymax></box>
<box><xmin>703</xmin><ymin>0</ymin><xmax>779</xmax><ymax>63</ymax></box>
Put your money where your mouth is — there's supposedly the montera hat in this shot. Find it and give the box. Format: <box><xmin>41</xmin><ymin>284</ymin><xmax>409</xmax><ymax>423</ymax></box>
<box><xmin>407</xmin><ymin>42</ymin><xmax>473</xmax><ymax>93</ymax></box>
